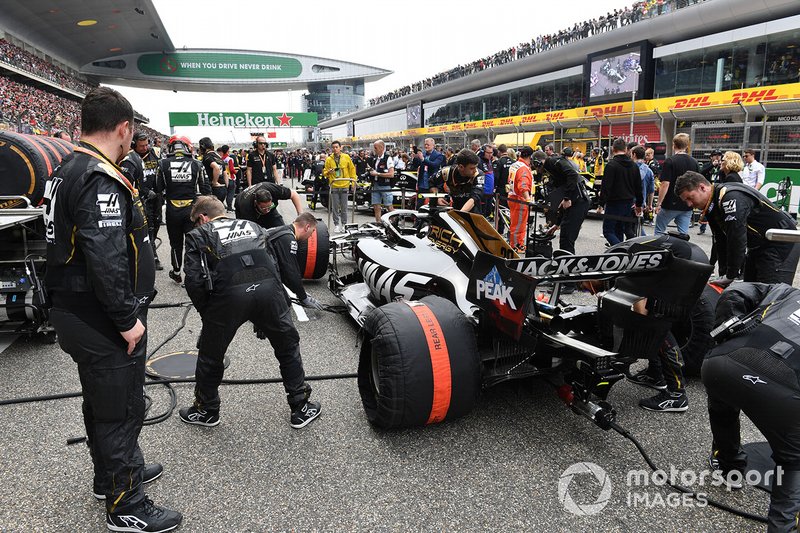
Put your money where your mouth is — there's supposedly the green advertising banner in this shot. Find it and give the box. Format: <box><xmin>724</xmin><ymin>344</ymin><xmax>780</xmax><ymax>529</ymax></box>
<box><xmin>138</xmin><ymin>52</ymin><xmax>302</xmax><ymax>79</ymax></box>
<box><xmin>762</xmin><ymin>167</ymin><xmax>800</xmax><ymax>213</ymax></box>
<box><xmin>169</xmin><ymin>112</ymin><xmax>317</xmax><ymax>128</ymax></box>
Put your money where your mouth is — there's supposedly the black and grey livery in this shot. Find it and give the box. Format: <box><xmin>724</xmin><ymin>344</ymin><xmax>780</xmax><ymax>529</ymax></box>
<box><xmin>330</xmin><ymin>207</ymin><xmax>713</xmax><ymax>429</ymax></box>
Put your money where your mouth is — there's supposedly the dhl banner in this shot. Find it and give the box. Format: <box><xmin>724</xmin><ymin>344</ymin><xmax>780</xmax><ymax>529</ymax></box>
<box><xmin>345</xmin><ymin>83</ymin><xmax>800</xmax><ymax>142</ymax></box>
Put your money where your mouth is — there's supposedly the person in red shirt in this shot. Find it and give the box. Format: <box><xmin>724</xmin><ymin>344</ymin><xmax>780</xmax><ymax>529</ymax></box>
<box><xmin>506</xmin><ymin>146</ymin><xmax>534</xmax><ymax>251</ymax></box>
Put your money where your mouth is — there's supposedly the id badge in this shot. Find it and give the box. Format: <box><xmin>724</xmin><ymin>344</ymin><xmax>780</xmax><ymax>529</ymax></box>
<box><xmin>262</xmin><ymin>166</ymin><xmax>266</xmax><ymax>174</ymax></box>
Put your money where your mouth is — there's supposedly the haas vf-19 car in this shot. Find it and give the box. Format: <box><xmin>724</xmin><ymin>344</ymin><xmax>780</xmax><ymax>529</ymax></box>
<box><xmin>329</xmin><ymin>208</ymin><xmax>713</xmax><ymax>429</ymax></box>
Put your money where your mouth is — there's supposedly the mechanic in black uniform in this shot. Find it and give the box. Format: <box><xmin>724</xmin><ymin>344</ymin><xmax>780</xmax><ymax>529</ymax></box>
<box><xmin>676</xmin><ymin>171</ymin><xmax>800</xmax><ymax>285</ymax></box>
<box><xmin>493</xmin><ymin>144</ymin><xmax>514</xmax><ymax>234</ymax></box>
<box><xmin>309</xmin><ymin>156</ymin><xmax>327</xmax><ymax>210</ymax></box>
<box><xmin>43</xmin><ymin>87</ymin><xmax>182</xmax><ymax>531</ymax></box>
<box><xmin>131</xmin><ymin>131</ymin><xmax>165</xmax><ymax>271</ymax></box>
<box><xmin>265</xmin><ymin>212</ymin><xmax>324</xmax><ymax>310</ymax></box>
<box><xmin>532</xmin><ymin>149</ymin><xmax>590</xmax><ymax>254</ymax></box>
<box><xmin>155</xmin><ymin>136</ymin><xmax>211</xmax><ymax>284</ymax></box>
<box><xmin>430</xmin><ymin>149</ymin><xmax>485</xmax><ymax>214</ymax></box>
<box><xmin>179</xmin><ymin>196</ymin><xmax>321</xmax><ymax>429</ymax></box>
<box><xmin>703</xmin><ymin>282</ymin><xmax>800</xmax><ymax>530</ymax></box>
<box><xmin>198</xmin><ymin>137</ymin><xmax>228</xmax><ymax>203</ymax></box>
<box><xmin>235</xmin><ymin>181</ymin><xmax>304</xmax><ymax>230</ymax></box>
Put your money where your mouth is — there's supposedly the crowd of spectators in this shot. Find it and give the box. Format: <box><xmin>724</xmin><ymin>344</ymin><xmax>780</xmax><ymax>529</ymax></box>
<box><xmin>368</xmin><ymin>0</ymin><xmax>705</xmax><ymax>107</ymax></box>
<box><xmin>0</xmin><ymin>76</ymin><xmax>82</xmax><ymax>137</ymax></box>
<box><xmin>0</xmin><ymin>39</ymin><xmax>95</xmax><ymax>94</ymax></box>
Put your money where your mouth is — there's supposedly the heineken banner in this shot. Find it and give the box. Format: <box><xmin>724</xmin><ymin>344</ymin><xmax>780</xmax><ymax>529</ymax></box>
<box><xmin>169</xmin><ymin>112</ymin><xmax>318</xmax><ymax>128</ymax></box>
<box><xmin>138</xmin><ymin>52</ymin><xmax>302</xmax><ymax>80</ymax></box>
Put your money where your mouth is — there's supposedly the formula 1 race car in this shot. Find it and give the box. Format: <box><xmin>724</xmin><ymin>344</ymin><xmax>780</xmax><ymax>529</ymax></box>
<box><xmin>329</xmin><ymin>207</ymin><xmax>713</xmax><ymax>429</ymax></box>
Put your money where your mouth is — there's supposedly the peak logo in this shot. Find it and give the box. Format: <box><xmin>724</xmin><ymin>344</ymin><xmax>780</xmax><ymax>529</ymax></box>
<box><xmin>476</xmin><ymin>266</ymin><xmax>517</xmax><ymax>310</ymax></box>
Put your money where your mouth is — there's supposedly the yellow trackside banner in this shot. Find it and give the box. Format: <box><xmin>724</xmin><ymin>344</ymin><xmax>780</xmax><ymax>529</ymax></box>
<box><xmin>344</xmin><ymin>83</ymin><xmax>800</xmax><ymax>142</ymax></box>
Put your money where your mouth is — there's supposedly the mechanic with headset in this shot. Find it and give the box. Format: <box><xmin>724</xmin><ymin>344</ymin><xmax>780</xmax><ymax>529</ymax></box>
<box><xmin>703</xmin><ymin>281</ymin><xmax>800</xmax><ymax>530</ymax></box>
<box><xmin>676</xmin><ymin>171</ymin><xmax>800</xmax><ymax>286</ymax></box>
<box><xmin>235</xmin><ymin>181</ymin><xmax>304</xmax><ymax>230</ymax></box>
<box><xmin>179</xmin><ymin>196</ymin><xmax>321</xmax><ymax>429</ymax></box>
<box><xmin>155</xmin><ymin>135</ymin><xmax>211</xmax><ymax>284</ymax></box>
<box><xmin>532</xmin><ymin>149</ymin><xmax>590</xmax><ymax>254</ymax></box>
<box><xmin>430</xmin><ymin>148</ymin><xmax>485</xmax><ymax>214</ymax></box>
<box><xmin>43</xmin><ymin>87</ymin><xmax>182</xmax><ymax>531</ymax></box>
<box><xmin>130</xmin><ymin>131</ymin><xmax>165</xmax><ymax>271</ymax></box>
<box><xmin>198</xmin><ymin>137</ymin><xmax>228</xmax><ymax>203</ymax></box>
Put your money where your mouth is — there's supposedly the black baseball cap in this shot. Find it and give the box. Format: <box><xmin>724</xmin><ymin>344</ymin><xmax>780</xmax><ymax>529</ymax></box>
<box><xmin>520</xmin><ymin>146</ymin><xmax>534</xmax><ymax>158</ymax></box>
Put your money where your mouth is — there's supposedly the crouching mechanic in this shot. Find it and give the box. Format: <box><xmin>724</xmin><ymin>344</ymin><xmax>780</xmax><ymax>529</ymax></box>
<box><xmin>179</xmin><ymin>196</ymin><xmax>321</xmax><ymax>429</ymax></box>
<box><xmin>266</xmin><ymin>212</ymin><xmax>325</xmax><ymax>310</ymax></box>
<box><xmin>235</xmin><ymin>181</ymin><xmax>304</xmax><ymax>230</ymax></box>
<box><xmin>703</xmin><ymin>282</ymin><xmax>800</xmax><ymax>531</ymax></box>
<box><xmin>676</xmin><ymin>171</ymin><xmax>800</xmax><ymax>285</ymax></box>
<box><xmin>429</xmin><ymin>149</ymin><xmax>485</xmax><ymax>213</ymax></box>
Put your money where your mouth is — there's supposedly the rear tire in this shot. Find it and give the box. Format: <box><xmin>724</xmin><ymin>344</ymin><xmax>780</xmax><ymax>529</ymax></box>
<box><xmin>296</xmin><ymin>219</ymin><xmax>329</xmax><ymax>279</ymax></box>
<box><xmin>358</xmin><ymin>295</ymin><xmax>481</xmax><ymax>428</ymax></box>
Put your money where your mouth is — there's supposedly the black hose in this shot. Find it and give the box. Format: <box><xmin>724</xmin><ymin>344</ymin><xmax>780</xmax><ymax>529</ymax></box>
<box><xmin>609</xmin><ymin>421</ymin><xmax>768</xmax><ymax>523</ymax></box>
<box><xmin>0</xmin><ymin>372</ymin><xmax>359</xmax><ymax>407</ymax></box>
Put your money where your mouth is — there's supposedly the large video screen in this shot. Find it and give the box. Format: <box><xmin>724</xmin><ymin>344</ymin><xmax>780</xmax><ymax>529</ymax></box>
<box><xmin>589</xmin><ymin>52</ymin><xmax>641</xmax><ymax>98</ymax></box>
<box><xmin>406</xmin><ymin>102</ymin><xmax>423</xmax><ymax>129</ymax></box>
<box><xmin>586</xmin><ymin>41</ymin><xmax>652</xmax><ymax>105</ymax></box>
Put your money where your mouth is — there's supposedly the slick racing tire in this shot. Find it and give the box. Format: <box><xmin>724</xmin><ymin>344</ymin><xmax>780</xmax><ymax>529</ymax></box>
<box><xmin>0</xmin><ymin>131</ymin><xmax>71</xmax><ymax>208</ymax></box>
<box><xmin>672</xmin><ymin>284</ymin><xmax>719</xmax><ymax>378</ymax></box>
<box><xmin>296</xmin><ymin>219</ymin><xmax>329</xmax><ymax>279</ymax></box>
<box><xmin>359</xmin><ymin>295</ymin><xmax>481</xmax><ymax>428</ymax></box>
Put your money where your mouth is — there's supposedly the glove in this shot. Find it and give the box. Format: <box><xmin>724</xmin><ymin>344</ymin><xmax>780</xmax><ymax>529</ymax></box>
<box><xmin>709</xmin><ymin>275</ymin><xmax>735</xmax><ymax>288</ymax></box>
<box><xmin>301</xmin><ymin>296</ymin><xmax>325</xmax><ymax>310</ymax></box>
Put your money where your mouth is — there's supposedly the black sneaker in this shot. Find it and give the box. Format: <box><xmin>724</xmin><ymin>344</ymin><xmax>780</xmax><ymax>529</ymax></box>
<box><xmin>154</xmin><ymin>258</ymin><xmax>164</xmax><ymax>271</ymax></box>
<box><xmin>639</xmin><ymin>390</ymin><xmax>689</xmax><ymax>412</ymax></box>
<box><xmin>106</xmin><ymin>496</ymin><xmax>182</xmax><ymax>532</ymax></box>
<box><xmin>178</xmin><ymin>405</ymin><xmax>220</xmax><ymax>427</ymax></box>
<box><xmin>168</xmin><ymin>270</ymin><xmax>182</xmax><ymax>284</ymax></box>
<box><xmin>290</xmin><ymin>400</ymin><xmax>321</xmax><ymax>429</ymax></box>
<box><xmin>627</xmin><ymin>370</ymin><xmax>667</xmax><ymax>391</ymax></box>
<box><xmin>708</xmin><ymin>453</ymin><xmax>744</xmax><ymax>490</ymax></box>
<box><xmin>94</xmin><ymin>463</ymin><xmax>163</xmax><ymax>500</ymax></box>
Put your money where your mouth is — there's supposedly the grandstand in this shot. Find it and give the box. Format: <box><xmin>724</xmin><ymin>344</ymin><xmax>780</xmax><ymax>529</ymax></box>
<box><xmin>0</xmin><ymin>36</ymin><xmax>167</xmax><ymax>141</ymax></box>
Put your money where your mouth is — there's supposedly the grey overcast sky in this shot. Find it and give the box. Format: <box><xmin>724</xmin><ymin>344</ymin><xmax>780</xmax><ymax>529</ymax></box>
<box><xmin>108</xmin><ymin>0</ymin><xmax>631</xmax><ymax>142</ymax></box>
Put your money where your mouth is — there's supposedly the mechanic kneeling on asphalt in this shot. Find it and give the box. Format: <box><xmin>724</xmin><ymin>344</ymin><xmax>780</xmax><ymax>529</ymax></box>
<box><xmin>676</xmin><ymin>171</ymin><xmax>800</xmax><ymax>285</ymax></box>
<box><xmin>429</xmin><ymin>148</ymin><xmax>485</xmax><ymax>213</ymax></box>
<box><xmin>179</xmin><ymin>196</ymin><xmax>321</xmax><ymax>429</ymax></box>
<box><xmin>265</xmin><ymin>212</ymin><xmax>325</xmax><ymax>310</ymax></box>
<box><xmin>234</xmin><ymin>181</ymin><xmax>304</xmax><ymax>230</ymax></box>
<box><xmin>703</xmin><ymin>282</ymin><xmax>800</xmax><ymax>531</ymax></box>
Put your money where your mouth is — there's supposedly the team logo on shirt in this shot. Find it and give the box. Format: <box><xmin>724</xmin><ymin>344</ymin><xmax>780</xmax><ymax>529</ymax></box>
<box><xmin>96</xmin><ymin>193</ymin><xmax>121</xmax><ymax>217</ymax></box>
<box><xmin>213</xmin><ymin>220</ymin><xmax>256</xmax><ymax>245</ymax></box>
<box><xmin>722</xmin><ymin>199</ymin><xmax>737</xmax><ymax>214</ymax></box>
<box><xmin>170</xmin><ymin>161</ymin><xmax>193</xmax><ymax>182</ymax></box>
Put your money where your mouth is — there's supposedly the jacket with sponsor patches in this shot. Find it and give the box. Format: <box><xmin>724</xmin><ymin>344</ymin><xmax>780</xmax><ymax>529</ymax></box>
<box><xmin>44</xmin><ymin>142</ymin><xmax>155</xmax><ymax>332</ymax></box>
<box><xmin>265</xmin><ymin>225</ymin><xmax>306</xmax><ymax>301</ymax></box>
<box><xmin>430</xmin><ymin>165</ymin><xmax>485</xmax><ymax>213</ymax></box>
<box><xmin>707</xmin><ymin>183</ymin><xmax>796</xmax><ymax>279</ymax></box>
<box><xmin>155</xmin><ymin>152</ymin><xmax>211</xmax><ymax>203</ymax></box>
<box><xmin>183</xmin><ymin>217</ymin><xmax>281</xmax><ymax>312</ymax></box>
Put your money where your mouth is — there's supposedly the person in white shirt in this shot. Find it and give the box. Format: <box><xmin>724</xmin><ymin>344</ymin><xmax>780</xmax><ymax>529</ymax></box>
<box><xmin>369</xmin><ymin>140</ymin><xmax>396</xmax><ymax>223</ymax></box>
<box><xmin>741</xmin><ymin>149</ymin><xmax>765</xmax><ymax>190</ymax></box>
